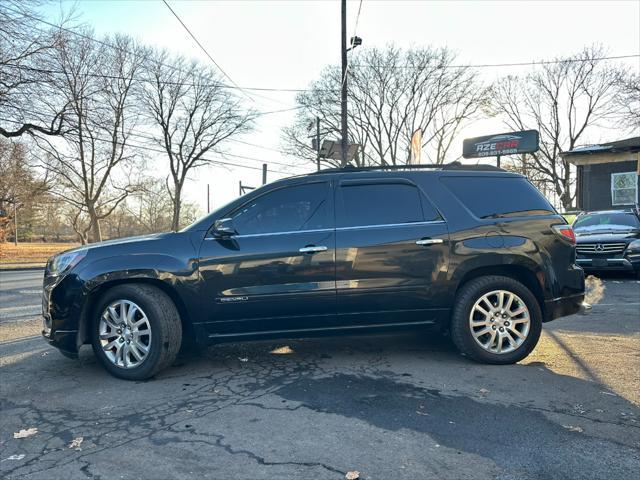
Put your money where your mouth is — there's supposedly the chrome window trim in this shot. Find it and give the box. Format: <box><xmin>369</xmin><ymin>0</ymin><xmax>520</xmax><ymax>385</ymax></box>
<box><xmin>204</xmin><ymin>220</ymin><xmax>446</xmax><ymax>240</ymax></box>
<box><xmin>205</xmin><ymin>228</ymin><xmax>333</xmax><ymax>240</ymax></box>
<box><xmin>336</xmin><ymin>220</ymin><xmax>445</xmax><ymax>232</ymax></box>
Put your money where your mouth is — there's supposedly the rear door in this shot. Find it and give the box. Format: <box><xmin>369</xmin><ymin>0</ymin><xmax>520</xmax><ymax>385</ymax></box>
<box><xmin>335</xmin><ymin>178</ymin><xmax>450</xmax><ymax>326</ymax></box>
<box><xmin>198</xmin><ymin>180</ymin><xmax>337</xmax><ymax>337</ymax></box>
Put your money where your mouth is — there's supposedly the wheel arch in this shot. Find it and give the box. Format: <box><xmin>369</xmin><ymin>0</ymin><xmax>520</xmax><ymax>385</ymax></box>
<box><xmin>454</xmin><ymin>264</ymin><xmax>546</xmax><ymax>317</ymax></box>
<box><xmin>78</xmin><ymin>278</ymin><xmax>194</xmax><ymax>348</ymax></box>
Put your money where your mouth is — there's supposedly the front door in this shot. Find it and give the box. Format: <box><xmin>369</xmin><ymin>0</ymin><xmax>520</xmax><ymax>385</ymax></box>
<box><xmin>335</xmin><ymin>178</ymin><xmax>450</xmax><ymax>326</ymax></box>
<box><xmin>198</xmin><ymin>180</ymin><xmax>336</xmax><ymax>338</ymax></box>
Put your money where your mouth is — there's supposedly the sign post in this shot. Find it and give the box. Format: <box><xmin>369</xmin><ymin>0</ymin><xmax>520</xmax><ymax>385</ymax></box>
<box><xmin>462</xmin><ymin>130</ymin><xmax>539</xmax><ymax>167</ymax></box>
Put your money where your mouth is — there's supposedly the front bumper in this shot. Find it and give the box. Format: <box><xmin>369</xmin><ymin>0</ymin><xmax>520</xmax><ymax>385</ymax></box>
<box><xmin>576</xmin><ymin>256</ymin><xmax>640</xmax><ymax>271</ymax></box>
<box><xmin>543</xmin><ymin>292</ymin><xmax>585</xmax><ymax>322</ymax></box>
<box><xmin>41</xmin><ymin>273</ymin><xmax>85</xmax><ymax>356</ymax></box>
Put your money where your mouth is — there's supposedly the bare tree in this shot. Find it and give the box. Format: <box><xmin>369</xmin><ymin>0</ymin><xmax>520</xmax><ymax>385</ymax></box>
<box><xmin>35</xmin><ymin>31</ymin><xmax>147</xmax><ymax>243</ymax></box>
<box><xmin>0</xmin><ymin>138</ymin><xmax>48</xmax><ymax>242</ymax></box>
<box><xmin>492</xmin><ymin>47</ymin><xmax>628</xmax><ymax>210</ymax></box>
<box><xmin>0</xmin><ymin>1</ymin><xmax>70</xmax><ymax>138</ymax></box>
<box><xmin>614</xmin><ymin>71</ymin><xmax>639</xmax><ymax>131</ymax></box>
<box><xmin>282</xmin><ymin>46</ymin><xmax>487</xmax><ymax>167</ymax></box>
<box><xmin>141</xmin><ymin>50</ymin><xmax>254</xmax><ymax>230</ymax></box>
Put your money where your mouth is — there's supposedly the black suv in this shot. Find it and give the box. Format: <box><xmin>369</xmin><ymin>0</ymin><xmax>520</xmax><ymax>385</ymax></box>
<box><xmin>42</xmin><ymin>165</ymin><xmax>585</xmax><ymax>380</ymax></box>
<box><xmin>573</xmin><ymin>209</ymin><xmax>640</xmax><ymax>276</ymax></box>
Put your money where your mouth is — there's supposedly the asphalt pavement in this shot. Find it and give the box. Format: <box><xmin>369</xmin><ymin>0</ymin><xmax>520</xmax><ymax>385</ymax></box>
<box><xmin>1</xmin><ymin>270</ymin><xmax>639</xmax><ymax>480</ymax></box>
<box><xmin>0</xmin><ymin>269</ymin><xmax>43</xmax><ymax>323</ymax></box>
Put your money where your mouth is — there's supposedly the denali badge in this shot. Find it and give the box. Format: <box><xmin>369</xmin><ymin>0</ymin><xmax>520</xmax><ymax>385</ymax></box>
<box><xmin>218</xmin><ymin>296</ymin><xmax>249</xmax><ymax>303</ymax></box>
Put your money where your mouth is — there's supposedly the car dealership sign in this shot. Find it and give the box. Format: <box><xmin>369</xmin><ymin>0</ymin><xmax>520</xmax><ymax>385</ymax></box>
<box><xmin>463</xmin><ymin>130</ymin><xmax>539</xmax><ymax>159</ymax></box>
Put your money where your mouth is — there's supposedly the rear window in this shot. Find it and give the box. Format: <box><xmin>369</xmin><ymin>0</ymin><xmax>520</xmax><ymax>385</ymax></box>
<box><xmin>441</xmin><ymin>176</ymin><xmax>555</xmax><ymax>219</ymax></box>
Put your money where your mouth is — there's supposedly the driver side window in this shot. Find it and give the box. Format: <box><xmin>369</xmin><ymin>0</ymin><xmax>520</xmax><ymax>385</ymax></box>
<box><xmin>231</xmin><ymin>182</ymin><xmax>330</xmax><ymax>235</ymax></box>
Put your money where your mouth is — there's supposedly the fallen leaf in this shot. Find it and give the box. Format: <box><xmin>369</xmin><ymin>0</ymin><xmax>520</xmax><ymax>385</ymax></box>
<box><xmin>479</xmin><ymin>388</ymin><xmax>490</xmax><ymax>396</ymax></box>
<box><xmin>13</xmin><ymin>428</ymin><xmax>37</xmax><ymax>439</ymax></box>
<box><xmin>562</xmin><ymin>425</ymin><xmax>584</xmax><ymax>433</ymax></box>
<box><xmin>68</xmin><ymin>437</ymin><xmax>83</xmax><ymax>449</ymax></box>
<box><xmin>3</xmin><ymin>454</ymin><xmax>26</xmax><ymax>461</ymax></box>
<box><xmin>238</xmin><ymin>357</ymin><xmax>249</xmax><ymax>362</ymax></box>
<box><xmin>270</xmin><ymin>346</ymin><xmax>294</xmax><ymax>355</ymax></box>
<box><xmin>345</xmin><ymin>471</ymin><xmax>360</xmax><ymax>480</ymax></box>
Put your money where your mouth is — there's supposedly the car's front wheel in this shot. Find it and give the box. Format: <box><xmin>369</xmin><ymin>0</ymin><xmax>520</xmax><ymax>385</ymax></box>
<box><xmin>450</xmin><ymin>275</ymin><xmax>542</xmax><ymax>364</ymax></box>
<box><xmin>91</xmin><ymin>284</ymin><xmax>182</xmax><ymax>380</ymax></box>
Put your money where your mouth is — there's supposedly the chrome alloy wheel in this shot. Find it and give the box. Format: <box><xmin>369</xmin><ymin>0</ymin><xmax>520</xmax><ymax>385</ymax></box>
<box><xmin>468</xmin><ymin>290</ymin><xmax>531</xmax><ymax>354</ymax></box>
<box><xmin>99</xmin><ymin>300</ymin><xmax>152</xmax><ymax>368</ymax></box>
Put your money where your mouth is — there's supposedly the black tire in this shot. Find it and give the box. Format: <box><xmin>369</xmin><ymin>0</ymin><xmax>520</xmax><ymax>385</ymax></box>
<box><xmin>450</xmin><ymin>275</ymin><xmax>542</xmax><ymax>365</ymax></box>
<box><xmin>91</xmin><ymin>284</ymin><xmax>182</xmax><ymax>380</ymax></box>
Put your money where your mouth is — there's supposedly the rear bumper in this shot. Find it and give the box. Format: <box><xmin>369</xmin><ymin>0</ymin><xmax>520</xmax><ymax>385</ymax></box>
<box><xmin>543</xmin><ymin>292</ymin><xmax>585</xmax><ymax>322</ymax></box>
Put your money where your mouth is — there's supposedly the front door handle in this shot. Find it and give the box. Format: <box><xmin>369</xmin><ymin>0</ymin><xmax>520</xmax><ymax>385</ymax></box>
<box><xmin>416</xmin><ymin>238</ymin><xmax>444</xmax><ymax>246</ymax></box>
<box><xmin>299</xmin><ymin>245</ymin><xmax>328</xmax><ymax>254</ymax></box>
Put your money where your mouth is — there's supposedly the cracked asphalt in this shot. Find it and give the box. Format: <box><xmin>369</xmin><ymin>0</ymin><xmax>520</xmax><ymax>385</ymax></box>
<box><xmin>1</xmin><ymin>271</ymin><xmax>639</xmax><ymax>480</ymax></box>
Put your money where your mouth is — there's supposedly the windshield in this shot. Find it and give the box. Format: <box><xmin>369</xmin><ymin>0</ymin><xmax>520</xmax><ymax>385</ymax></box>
<box><xmin>573</xmin><ymin>212</ymin><xmax>640</xmax><ymax>230</ymax></box>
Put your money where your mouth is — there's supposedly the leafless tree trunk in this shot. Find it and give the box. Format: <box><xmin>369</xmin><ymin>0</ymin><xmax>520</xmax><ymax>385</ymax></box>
<box><xmin>34</xmin><ymin>31</ymin><xmax>146</xmax><ymax>243</ymax></box>
<box><xmin>492</xmin><ymin>46</ymin><xmax>629</xmax><ymax>210</ymax></box>
<box><xmin>141</xmin><ymin>50</ymin><xmax>254</xmax><ymax>230</ymax></box>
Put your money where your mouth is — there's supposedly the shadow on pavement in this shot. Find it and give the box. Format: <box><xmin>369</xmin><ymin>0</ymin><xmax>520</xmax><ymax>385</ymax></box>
<box><xmin>2</xmin><ymin>327</ymin><xmax>639</xmax><ymax>480</ymax></box>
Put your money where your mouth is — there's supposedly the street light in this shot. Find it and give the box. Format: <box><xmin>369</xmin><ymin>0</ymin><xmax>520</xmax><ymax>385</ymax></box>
<box><xmin>347</xmin><ymin>36</ymin><xmax>362</xmax><ymax>52</ymax></box>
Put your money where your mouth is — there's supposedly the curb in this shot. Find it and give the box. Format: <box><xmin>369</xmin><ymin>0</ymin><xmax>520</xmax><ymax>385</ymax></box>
<box><xmin>0</xmin><ymin>265</ymin><xmax>45</xmax><ymax>272</ymax></box>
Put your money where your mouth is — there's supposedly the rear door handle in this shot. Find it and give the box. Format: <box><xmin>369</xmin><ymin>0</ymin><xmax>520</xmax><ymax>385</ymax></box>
<box><xmin>416</xmin><ymin>238</ymin><xmax>444</xmax><ymax>246</ymax></box>
<box><xmin>299</xmin><ymin>245</ymin><xmax>328</xmax><ymax>253</ymax></box>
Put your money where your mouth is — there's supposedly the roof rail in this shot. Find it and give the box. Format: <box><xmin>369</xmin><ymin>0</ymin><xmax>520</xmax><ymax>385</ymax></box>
<box><xmin>311</xmin><ymin>161</ymin><xmax>505</xmax><ymax>174</ymax></box>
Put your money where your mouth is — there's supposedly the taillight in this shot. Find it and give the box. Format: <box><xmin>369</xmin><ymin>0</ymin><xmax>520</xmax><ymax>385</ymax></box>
<box><xmin>552</xmin><ymin>225</ymin><xmax>576</xmax><ymax>244</ymax></box>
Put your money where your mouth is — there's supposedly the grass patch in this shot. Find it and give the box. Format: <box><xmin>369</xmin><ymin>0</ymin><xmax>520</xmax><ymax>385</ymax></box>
<box><xmin>0</xmin><ymin>242</ymin><xmax>79</xmax><ymax>267</ymax></box>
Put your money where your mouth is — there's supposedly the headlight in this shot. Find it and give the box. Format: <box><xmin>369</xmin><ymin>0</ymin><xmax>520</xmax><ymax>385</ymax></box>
<box><xmin>47</xmin><ymin>249</ymin><xmax>87</xmax><ymax>277</ymax></box>
<box><xmin>627</xmin><ymin>240</ymin><xmax>640</xmax><ymax>252</ymax></box>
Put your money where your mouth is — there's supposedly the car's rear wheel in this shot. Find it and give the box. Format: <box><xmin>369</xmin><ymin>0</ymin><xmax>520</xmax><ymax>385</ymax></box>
<box><xmin>91</xmin><ymin>284</ymin><xmax>182</xmax><ymax>380</ymax></box>
<box><xmin>450</xmin><ymin>275</ymin><xmax>542</xmax><ymax>364</ymax></box>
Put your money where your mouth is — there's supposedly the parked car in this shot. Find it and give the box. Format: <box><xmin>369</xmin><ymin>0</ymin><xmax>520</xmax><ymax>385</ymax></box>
<box><xmin>42</xmin><ymin>164</ymin><xmax>585</xmax><ymax>380</ymax></box>
<box><xmin>573</xmin><ymin>208</ymin><xmax>640</xmax><ymax>277</ymax></box>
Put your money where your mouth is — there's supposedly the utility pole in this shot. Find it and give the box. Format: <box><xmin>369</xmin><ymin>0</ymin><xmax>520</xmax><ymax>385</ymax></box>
<box><xmin>206</xmin><ymin>184</ymin><xmax>210</xmax><ymax>213</ymax></box>
<box><xmin>316</xmin><ymin>117</ymin><xmax>321</xmax><ymax>172</ymax></box>
<box><xmin>340</xmin><ymin>0</ymin><xmax>348</xmax><ymax>167</ymax></box>
<box><xmin>262</xmin><ymin>163</ymin><xmax>267</xmax><ymax>185</ymax></box>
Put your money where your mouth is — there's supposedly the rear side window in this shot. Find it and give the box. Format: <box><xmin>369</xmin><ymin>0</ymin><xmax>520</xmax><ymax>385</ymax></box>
<box><xmin>339</xmin><ymin>183</ymin><xmax>438</xmax><ymax>227</ymax></box>
<box><xmin>231</xmin><ymin>182</ymin><xmax>329</xmax><ymax>235</ymax></box>
<box><xmin>441</xmin><ymin>176</ymin><xmax>555</xmax><ymax>219</ymax></box>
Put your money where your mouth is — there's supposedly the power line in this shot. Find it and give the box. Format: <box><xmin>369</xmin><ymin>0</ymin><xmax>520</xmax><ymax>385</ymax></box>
<box><xmin>2</xmin><ymin>3</ymin><xmax>315</xmax><ymax>100</ymax></box>
<box><xmin>3</xmin><ymin>58</ymin><xmax>319</xmax><ymax>95</ymax></box>
<box><xmin>162</xmin><ymin>0</ymin><xmax>255</xmax><ymax>102</ymax></box>
<box><xmin>350</xmin><ymin>54</ymin><xmax>640</xmax><ymax>70</ymax></box>
<box><xmin>0</xmin><ymin>116</ymin><xmax>309</xmax><ymax>174</ymax></box>
<box><xmin>12</xmin><ymin>103</ymin><xmax>308</xmax><ymax>170</ymax></box>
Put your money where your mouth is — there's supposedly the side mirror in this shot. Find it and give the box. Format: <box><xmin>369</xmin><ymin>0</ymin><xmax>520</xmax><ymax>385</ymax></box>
<box><xmin>213</xmin><ymin>217</ymin><xmax>236</xmax><ymax>237</ymax></box>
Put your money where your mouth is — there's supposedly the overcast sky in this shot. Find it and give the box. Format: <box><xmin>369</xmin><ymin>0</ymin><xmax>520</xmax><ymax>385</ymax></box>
<box><xmin>43</xmin><ymin>0</ymin><xmax>640</xmax><ymax>212</ymax></box>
